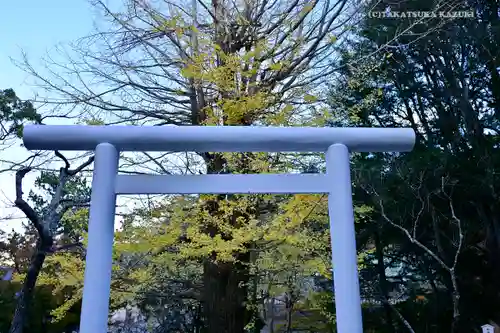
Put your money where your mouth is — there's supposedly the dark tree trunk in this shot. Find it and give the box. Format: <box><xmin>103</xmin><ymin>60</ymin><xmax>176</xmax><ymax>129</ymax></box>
<box><xmin>8</xmin><ymin>240</ymin><xmax>50</xmax><ymax>333</ymax></box>
<box><xmin>200</xmin><ymin>153</ymin><xmax>251</xmax><ymax>333</ymax></box>
<box><xmin>203</xmin><ymin>258</ymin><xmax>249</xmax><ymax>333</ymax></box>
<box><xmin>374</xmin><ymin>228</ymin><xmax>395</xmax><ymax>333</ymax></box>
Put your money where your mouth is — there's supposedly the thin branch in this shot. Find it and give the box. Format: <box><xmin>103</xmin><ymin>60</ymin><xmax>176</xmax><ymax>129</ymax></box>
<box><xmin>441</xmin><ymin>177</ymin><xmax>463</xmax><ymax>271</ymax></box>
<box><xmin>49</xmin><ymin>242</ymin><xmax>85</xmax><ymax>253</ymax></box>
<box><xmin>377</xmin><ymin>196</ymin><xmax>450</xmax><ymax>271</ymax></box>
<box><xmin>389</xmin><ymin>302</ymin><xmax>416</xmax><ymax>333</ymax></box>
<box><xmin>14</xmin><ymin>168</ymin><xmax>46</xmax><ymax>241</ymax></box>
<box><xmin>54</xmin><ymin>151</ymin><xmax>70</xmax><ymax>170</ymax></box>
<box><xmin>68</xmin><ymin>156</ymin><xmax>95</xmax><ymax>176</ymax></box>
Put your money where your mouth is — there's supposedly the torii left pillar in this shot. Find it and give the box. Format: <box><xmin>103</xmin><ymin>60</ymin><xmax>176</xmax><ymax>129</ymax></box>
<box><xmin>79</xmin><ymin>143</ymin><xmax>119</xmax><ymax>332</ymax></box>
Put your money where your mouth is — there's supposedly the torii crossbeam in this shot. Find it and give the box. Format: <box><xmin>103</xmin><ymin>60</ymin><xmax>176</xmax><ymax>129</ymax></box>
<box><xmin>23</xmin><ymin>125</ymin><xmax>415</xmax><ymax>333</ymax></box>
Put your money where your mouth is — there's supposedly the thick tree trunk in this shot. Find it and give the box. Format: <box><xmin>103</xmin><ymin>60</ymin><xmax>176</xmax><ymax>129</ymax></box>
<box><xmin>197</xmin><ymin>1</ymin><xmax>259</xmax><ymax>328</ymax></box>
<box><xmin>203</xmin><ymin>259</ymin><xmax>249</xmax><ymax>333</ymax></box>
<box><xmin>200</xmin><ymin>153</ymin><xmax>251</xmax><ymax>333</ymax></box>
<box><xmin>8</xmin><ymin>241</ymin><xmax>50</xmax><ymax>333</ymax></box>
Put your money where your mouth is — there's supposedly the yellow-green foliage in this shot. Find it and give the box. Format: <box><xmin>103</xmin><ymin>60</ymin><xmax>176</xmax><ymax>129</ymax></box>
<box><xmin>41</xmin><ymin>188</ymin><xmax>374</xmax><ymax>322</ymax></box>
<box><xmin>37</xmin><ymin>253</ymin><xmax>85</xmax><ymax>322</ymax></box>
<box><xmin>149</xmin><ymin>10</ymin><xmax>320</xmax><ymax>127</ymax></box>
<box><xmin>179</xmin><ymin>46</ymin><xmax>279</xmax><ymax>125</ymax></box>
<box><xmin>36</xmin><ymin>7</ymin><xmax>369</xmax><ymax>325</ymax></box>
<box><xmin>0</xmin><ymin>279</ymin><xmax>80</xmax><ymax>332</ymax></box>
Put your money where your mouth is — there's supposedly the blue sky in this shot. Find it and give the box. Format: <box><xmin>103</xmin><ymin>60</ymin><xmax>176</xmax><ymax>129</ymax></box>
<box><xmin>0</xmin><ymin>0</ymin><xmax>95</xmax><ymax>98</ymax></box>
<box><xmin>1</xmin><ymin>0</ymin><xmax>97</xmax><ymax>232</ymax></box>
<box><xmin>0</xmin><ymin>0</ymin><xmax>139</xmax><ymax>234</ymax></box>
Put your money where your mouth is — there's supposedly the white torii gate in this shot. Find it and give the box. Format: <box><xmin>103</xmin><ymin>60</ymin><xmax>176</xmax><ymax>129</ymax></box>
<box><xmin>23</xmin><ymin>125</ymin><xmax>415</xmax><ymax>333</ymax></box>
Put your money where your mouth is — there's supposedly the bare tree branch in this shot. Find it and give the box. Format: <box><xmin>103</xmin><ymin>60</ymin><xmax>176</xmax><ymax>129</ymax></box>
<box><xmin>68</xmin><ymin>155</ymin><xmax>95</xmax><ymax>176</ymax></box>
<box><xmin>366</xmin><ymin>173</ymin><xmax>464</xmax><ymax>330</ymax></box>
<box><xmin>389</xmin><ymin>302</ymin><xmax>416</xmax><ymax>333</ymax></box>
<box><xmin>14</xmin><ymin>168</ymin><xmax>47</xmax><ymax>241</ymax></box>
<box><xmin>54</xmin><ymin>150</ymin><xmax>70</xmax><ymax>171</ymax></box>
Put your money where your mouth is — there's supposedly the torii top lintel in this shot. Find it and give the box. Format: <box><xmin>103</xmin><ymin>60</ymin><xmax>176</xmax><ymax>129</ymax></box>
<box><xmin>22</xmin><ymin>125</ymin><xmax>415</xmax><ymax>153</ymax></box>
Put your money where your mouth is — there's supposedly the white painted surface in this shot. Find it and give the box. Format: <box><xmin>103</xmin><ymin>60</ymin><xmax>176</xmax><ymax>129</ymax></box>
<box><xmin>115</xmin><ymin>174</ymin><xmax>329</xmax><ymax>194</ymax></box>
<box><xmin>326</xmin><ymin>144</ymin><xmax>363</xmax><ymax>332</ymax></box>
<box><xmin>482</xmin><ymin>324</ymin><xmax>495</xmax><ymax>333</ymax></box>
<box><xmin>23</xmin><ymin>125</ymin><xmax>416</xmax><ymax>333</ymax></box>
<box><xmin>78</xmin><ymin>143</ymin><xmax>119</xmax><ymax>333</ymax></box>
<box><xmin>23</xmin><ymin>125</ymin><xmax>415</xmax><ymax>152</ymax></box>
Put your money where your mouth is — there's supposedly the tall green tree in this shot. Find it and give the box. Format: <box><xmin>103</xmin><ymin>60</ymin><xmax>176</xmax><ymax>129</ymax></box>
<box><xmin>0</xmin><ymin>87</ymin><xmax>95</xmax><ymax>333</ymax></box>
<box><xmin>327</xmin><ymin>0</ymin><xmax>500</xmax><ymax>331</ymax></box>
<box><xmin>18</xmin><ymin>0</ymin><xmax>367</xmax><ymax>331</ymax></box>
<box><xmin>0</xmin><ymin>89</ymin><xmax>40</xmax><ymax>141</ymax></box>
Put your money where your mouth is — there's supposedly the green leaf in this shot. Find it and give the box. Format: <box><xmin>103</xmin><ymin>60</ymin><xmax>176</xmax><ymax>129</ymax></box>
<box><xmin>269</xmin><ymin>62</ymin><xmax>283</xmax><ymax>71</ymax></box>
<box><xmin>283</xmin><ymin>104</ymin><xmax>294</xmax><ymax>113</ymax></box>
<box><xmin>304</xmin><ymin>94</ymin><xmax>318</xmax><ymax>103</ymax></box>
<box><xmin>15</xmin><ymin>124</ymin><xmax>23</xmax><ymax>138</ymax></box>
<box><xmin>85</xmin><ymin>118</ymin><xmax>105</xmax><ymax>125</ymax></box>
<box><xmin>302</xmin><ymin>4</ymin><xmax>314</xmax><ymax>13</ymax></box>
